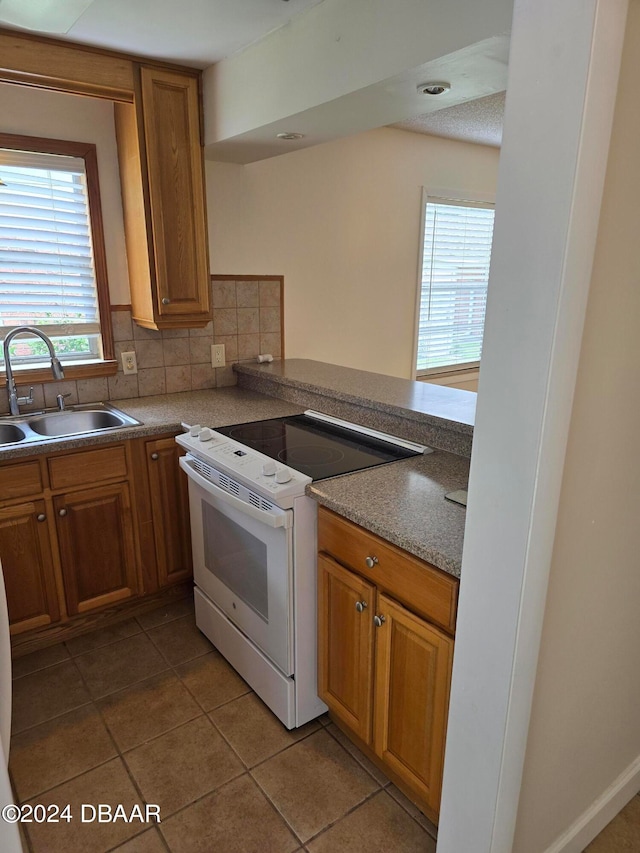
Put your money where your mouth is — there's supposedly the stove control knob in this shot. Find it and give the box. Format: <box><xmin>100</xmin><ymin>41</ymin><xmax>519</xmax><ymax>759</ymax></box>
<box><xmin>198</xmin><ymin>428</ymin><xmax>213</xmax><ymax>442</ymax></box>
<box><xmin>275</xmin><ymin>467</ymin><xmax>292</xmax><ymax>484</ymax></box>
<box><xmin>262</xmin><ymin>461</ymin><xmax>277</xmax><ymax>476</ymax></box>
<box><xmin>189</xmin><ymin>424</ymin><xmax>202</xmax><ymax>437</ymax></box>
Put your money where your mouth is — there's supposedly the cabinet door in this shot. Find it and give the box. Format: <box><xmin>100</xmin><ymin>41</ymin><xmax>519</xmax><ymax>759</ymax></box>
<box><xmin>0</xmin><ymin>500</ymin><xmax>60</xmax><ymax>634</ymax></box>
<box><xmin>317</xmin><ymin>554</ymin><xmax>375</xmax><ymax>743</ymax></box>
<box><xmin>140</xmin><ymin>67</ymin><xmax>210</xmax><ymax>325</ymax></box>
<box><xmin>55</xmin><ymin>483</ymin><xmax>139</xmax><ymax>615</ymax></box>
<box><xmin>373</xmin><ymin>592</ymin><xmax>454</xmax><ymax>815</ymax></box>
<box><xmin>146</xmin><ymin>438</ymin><xmax>192</xmax><ymax>586</ymax></box>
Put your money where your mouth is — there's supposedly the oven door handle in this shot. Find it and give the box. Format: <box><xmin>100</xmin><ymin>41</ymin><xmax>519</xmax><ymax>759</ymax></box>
<box><xmin>179</xmin><ymin>457</ymin><xmax>292</xmax><ymax>530</ymax></box>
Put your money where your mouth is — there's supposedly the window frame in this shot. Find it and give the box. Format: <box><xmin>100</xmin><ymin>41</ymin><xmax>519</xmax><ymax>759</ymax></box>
<box><xmin>0</xmin><ymin>132</ymin><xmax>115</xmax><ymax>382</ymax></box>
<box><xmin>413</xmin><ymin>187</ymin><xmax>495</xmax><ymax>379</ymax></box>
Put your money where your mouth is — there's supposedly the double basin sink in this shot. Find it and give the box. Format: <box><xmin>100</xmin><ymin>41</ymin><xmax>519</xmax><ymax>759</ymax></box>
<box><xmin>0</xmin><ymin>404</ymin><xmax>141</xmax><ymax>449</ymax></box>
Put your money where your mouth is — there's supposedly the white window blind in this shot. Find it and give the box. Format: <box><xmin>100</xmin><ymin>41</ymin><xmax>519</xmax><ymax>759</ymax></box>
<box><xmin>416</xmin><ymin>196</ymin><xmax>495</xmax><ymax>374</ymax></box>
<box><xmin>0</xmin><ymin>147</ymin><xmax>102</xmax><ymax>365</ymax></box>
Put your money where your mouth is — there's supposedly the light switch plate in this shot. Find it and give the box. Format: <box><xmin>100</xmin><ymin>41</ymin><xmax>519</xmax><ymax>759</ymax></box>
<box><xmin>211</xmin><ymin>344</ymin><xmax>225</xmax><ymax>368</ymax></box>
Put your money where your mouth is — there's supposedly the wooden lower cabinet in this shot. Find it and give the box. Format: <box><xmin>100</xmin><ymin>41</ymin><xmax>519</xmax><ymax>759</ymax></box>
<box><xmin>145</xmin><ymin>437</ymin><xmax>192</xmax><ymax>586</ymax></box>
<box><xmin>54</xmin><ymin>482</ymin><xmax>138</xmax><ymax>615</ymax></box>
<box><xmin>0</xmin><ymin>435</ymin><xmax>190</xmax><ymax>636</ymax></box>
<box><xmin>373</xmin><ymin>592</ymin><xmax>453</xmax><ymax>813</ymax></box>
<box><xmin>318</xmin><ymin>554</ymin><xmax>375</xmax><ymax>742</ymax></box>
<box><xmin>317</xmin><ymin>508</ymin><xmax>457</xmax><ymax>823</ymax></box>
<box><xmin>0</xmin><ymin>499</ymin><xmax>59</xmax><ymax>634</ymax></box>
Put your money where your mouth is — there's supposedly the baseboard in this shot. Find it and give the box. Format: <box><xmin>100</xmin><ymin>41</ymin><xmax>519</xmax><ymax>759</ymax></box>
<box><xmin>544</xmin><ymin>754</ymin><xmax>640</xmax><ymax>853</ymax></box>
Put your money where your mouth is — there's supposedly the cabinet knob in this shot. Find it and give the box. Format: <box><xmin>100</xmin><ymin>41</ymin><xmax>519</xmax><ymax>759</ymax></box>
<box><xmin>58</xmin><ymin>508</ymin><xmax>67</xmax><ymax>518</ymax></box>
<box><xmin>365</xmin><ymin>555</ymin><xmax>378</xmax><ymax>569</ymax></box>
<box><xmin>151</xmin><ymin>452</ymin><xmax>159</xmax><ymax>460</ymax></box>
<box><xmin>373</xmin><ymin>614</ymin><xmax>386</xmax><ymax>628</ymax></box>
<box><xmin>36</xmin><ymin>513</ymin><xmax>46</xmax><ymax>523</ymax></box>
<box><xmin>355</xmin><ymin>600</ymin><xmax>367</xmax><ymax>613</ymax></box>
<box><xmin>161</xmin><ymin>297</ymin><xmax>171</xmax><ymax>305</ymax></box>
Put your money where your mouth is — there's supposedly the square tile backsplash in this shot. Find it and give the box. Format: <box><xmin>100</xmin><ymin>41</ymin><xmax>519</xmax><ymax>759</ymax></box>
<box><xmin>2</xmin><ymin>278</ymin><xmax>283</xmax><ymax>412</ymax></box>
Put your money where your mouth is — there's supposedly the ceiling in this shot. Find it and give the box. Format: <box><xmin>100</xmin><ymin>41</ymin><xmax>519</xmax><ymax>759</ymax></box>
<box><xmin>1</xmin><ymin>0</ymin><xmax>506</xmax><ymax>151</ymax></box>
<box><xmin>392</xmin><ymin>91</ymin><xmax>505</xmax><ymax>148</ymax></box>
<box><xmin>0</xmin><ymin>0</ymin><xmax>326</xmax><ymax>68</ymax></box>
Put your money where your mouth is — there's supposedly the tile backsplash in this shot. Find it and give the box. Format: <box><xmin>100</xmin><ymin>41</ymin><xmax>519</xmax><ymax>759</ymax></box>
<box><xmin>2</xmin><ymin>277</ymin><xmax>283</xmax><ymax>413</ymax></box>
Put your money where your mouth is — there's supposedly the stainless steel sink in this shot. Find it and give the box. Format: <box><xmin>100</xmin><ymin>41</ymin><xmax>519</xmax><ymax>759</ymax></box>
<box><xmin>0</xmin><ymin>423</ymin><xmax>26</xmax><ymax>445</ymax></box>
<box><xmin>28</xmin><ymin>409</ymin><xmax>131</xmax><ymax>437</ymax></box>
<box><xmin>0</xmin><ymin>404</ymin><xmax>141</xmax><ymax>448</ymax></box>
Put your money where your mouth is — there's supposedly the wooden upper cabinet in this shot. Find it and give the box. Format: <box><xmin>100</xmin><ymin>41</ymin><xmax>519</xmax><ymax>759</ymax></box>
<box><xmin>115</xmin><ymin>66</ymin><xmax>210</xmax><ymax>330</ymax></box>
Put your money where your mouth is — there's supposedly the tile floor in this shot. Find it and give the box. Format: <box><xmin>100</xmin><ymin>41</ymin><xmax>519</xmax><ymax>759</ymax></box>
<box><xmin>9</xmin><ymin>596</ymin><xmax>438</xmax><ymax>853</ymax></box>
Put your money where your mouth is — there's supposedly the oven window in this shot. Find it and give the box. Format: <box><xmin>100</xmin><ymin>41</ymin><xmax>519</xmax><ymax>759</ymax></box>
<box><xmin>202</xmin><ymin>501</ymin><xmax>269</xmax><ymax>622</ymax></box>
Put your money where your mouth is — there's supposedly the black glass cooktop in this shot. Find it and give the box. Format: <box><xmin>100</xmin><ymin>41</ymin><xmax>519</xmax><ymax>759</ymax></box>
<box><xmin>214</xmin><ymin>414</ymin><xmax>420</xmax><ymax>480</ymax></box>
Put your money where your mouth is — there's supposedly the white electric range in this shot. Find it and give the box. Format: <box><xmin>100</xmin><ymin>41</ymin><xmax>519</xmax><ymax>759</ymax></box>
<box><xmin>176</xmin><ymin>410</ymin><xmax>429</xmax><ymax>729</ymax></box>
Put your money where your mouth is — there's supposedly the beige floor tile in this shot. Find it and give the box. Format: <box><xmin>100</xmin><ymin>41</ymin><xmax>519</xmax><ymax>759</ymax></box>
<box><xmin>12</xmin><ymin>644</ymin><xmax>71</xmax><ymax>680</ymax></box>
<box><xmin>326</xmin><ymin>722</ymin><xmax>390</xmax><ymax>786</ymax></box>
<box><xmin>125</xmin><ymin>716</ymin><xmax>244</xmax><ymax>817</ymax></box>
<box><xmin>111</xmin><ymin>828</ymin><xmax>167</xmax><ymax>852</ymax></box>
<box><xmin>251</xmin><ymin>728</ymin><xmax>378</xmax><ymax>842</ymax></box>
<box><xmin>176</xmin><ymin>650</ymin><xmax>250</xmax><ymax>711</ymax></box>
<box><xmin>137</xmin><ymin>598</ymin><xmax>194</xmax><ymax>630</ymax></box>
<box><xmin>585</xmin><ymin>794</ymin><xmax>640</xmax><ymax>851</ymax></box>
<box><xmin>307</xmin><ymin>790</ymin><xmax>436</xmax><ymax>853</ymax></box>
<box><xmin>147</xmin><ymin>614</ymin><xmax>213</xmax><ymax>666</ymax></box>
<box><xmin>210</xmin><ymin>692</ymin><xmax>320</xmax><ymax>767</ymax></box>
<box><xmin>25</xmin><ymin>758</ymin><xmax>148</xmax><ymax>853</ymax></box>
<box><xmin>74</xmin><ymin>633</ymin><xmax>168</xmax><ymax>699</ymax></box>
<box><xmin>12</xmin><ymin>660</ymin><xmax>91</xmax><ymax>734</ymax></box>
<box><xmin>160</xmin><ymin>774</ymin><xmax>299</xmax><ymax>853</ymax></box>
<box><xmin>10</xmin><ymin>704</ymin><xmax>117</xmax><ymax>801</ymax></box>
<box><xmin>65</xmin><ymin>618</ymin><xmax>142</xmax><ymax>656</ymax></box>
<box><xmin>386</xmin><ymin>783</ymin><xmax>438</xmax><ymax>838</ymax></box>
<box><xmin>97</xmin><ymin>671</ymin><xmax>201</xmax><ymax>752</ymax></box>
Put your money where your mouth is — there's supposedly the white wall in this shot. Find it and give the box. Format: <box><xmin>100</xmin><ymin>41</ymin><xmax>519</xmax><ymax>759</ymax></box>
<box><xmin>207</xmin><ymin>126</ymin><xmax>499</xmax><ymax>379</ymax></box>
<box><xmin>0</xmin><ymin>83</ymin><xmax>130</xmax><ymax>305</ymax></box>
<box><xmin>513</xmin><ymin>1</ymin><xmax>640</xmax><ymax>849</ymax></box>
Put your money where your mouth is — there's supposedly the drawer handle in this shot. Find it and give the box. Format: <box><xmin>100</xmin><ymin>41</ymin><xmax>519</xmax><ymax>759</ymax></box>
<box><xmin>58</xmin><ymin>508</ymin><xmax>67</xmax><ymax>518</ymax></box>
<box><xmin>365</xmin><ymin>555</ymin><xmax>378</xmax><ymax>569</ymax></box>
<box><xmin>36</xmin><ymin>513</ymin><xmax>46</xmax><ymax>523</ymax></box>
<box><xmin>374</xmin><ymin>614</ymin><xmax>386</xmax><ymax>628</ymax></box>
<box><xmin>355</xmin><ymin>600</ymin><xmax>367</xmax><ymax>613</ymax></box>
<box><xmin>161</xmin><ymin>297</ymin><xmax>171</xmax><ymax>305</ymax></box>
<box><xmin>151</xmin><ymin>452</ymin><xmax>159</xmax><ymax>460</ymax></box>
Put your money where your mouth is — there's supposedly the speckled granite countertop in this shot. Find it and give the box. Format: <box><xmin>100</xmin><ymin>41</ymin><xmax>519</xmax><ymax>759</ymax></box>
<box><xmin>235</xmin><ymin>359</ymin><xmax>476</xmax><ymax>433</ymax></box>
<box><xmin>308</xmin><ymin>450</ymin><xmax>469</xmax><ymax>578</ymax></box>
<box><xmin>0</xmin><ymin>383</ymin><xmax>468</xmax><ymax>576</ymax></box>
<box><xmin>0</xmin><ymin>388</ymin><xmax>303</xmax><ymax>460</ymax></box>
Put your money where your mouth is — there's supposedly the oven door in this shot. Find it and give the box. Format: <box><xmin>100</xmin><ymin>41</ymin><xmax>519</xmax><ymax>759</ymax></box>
<box><xmin>180</xmin><ymin>457</ymin><xmax>294</xmax><ymax>675</ymax></box>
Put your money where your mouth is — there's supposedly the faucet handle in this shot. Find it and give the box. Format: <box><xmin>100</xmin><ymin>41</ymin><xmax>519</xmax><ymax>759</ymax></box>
<box><xmin>56</xmin><ymin>393</ymin><xmax>72</xmax><ymax>411</ymax></box>
<box><xmin>17</xmin><ymin>387</ymin><xmax>34</xmax><ymax>406</ymax></box>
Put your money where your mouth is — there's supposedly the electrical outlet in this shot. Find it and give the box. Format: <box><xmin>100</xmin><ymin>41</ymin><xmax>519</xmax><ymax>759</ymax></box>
<box><xmin>211</xmin><ymin>344</ymin><xmax>226</xmax><ymax>368</ymax></box>
<box><xmin>121</xmin><ymin>351</ymin><xmax>138</xmax><ymax>375</ymax></box>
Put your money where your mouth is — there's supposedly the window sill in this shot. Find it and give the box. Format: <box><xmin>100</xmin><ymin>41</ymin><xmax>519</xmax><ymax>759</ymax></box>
<box><xmin>0</xmin><ymin>360</ymin><xmax>118</xmax><ymax>384</ymax></box>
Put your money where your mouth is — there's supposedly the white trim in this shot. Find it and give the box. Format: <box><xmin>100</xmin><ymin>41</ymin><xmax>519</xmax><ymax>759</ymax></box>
<box><xmin>436</xmin><ymin>1</ymin><xmax>629</xmax><ymax>852</ymax></box>
<box><xmin>410</xmin><ymin>186</ymin><xmax>428</xmax><ymax>378</ymax></box>
<box><xmin>424</xmin><ymin>186</ymin><xmax>497</xmax><ymax>206</ymax></box>
<box><xmin>543</xmin><ymin>756</ymin><xmax>640</xmax><ymax>853</ymax></box>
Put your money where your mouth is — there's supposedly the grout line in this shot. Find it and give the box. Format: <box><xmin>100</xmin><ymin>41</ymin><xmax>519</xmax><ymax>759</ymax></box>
<box><xmin>248</xmin><ymin>770</ymin><xmax>305</xmax><ymax>846</ymax></box>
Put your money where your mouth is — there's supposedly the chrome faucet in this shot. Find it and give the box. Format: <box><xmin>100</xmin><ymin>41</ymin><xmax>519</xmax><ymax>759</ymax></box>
<box><xmin>2</xmin><ymin>327</ymin><xmax>64</xmax><ymax>416</ymax></box>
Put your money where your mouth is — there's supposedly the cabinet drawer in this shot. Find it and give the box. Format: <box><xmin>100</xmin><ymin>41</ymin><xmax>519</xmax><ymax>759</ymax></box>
<box><xmin>48</xmin><ymin>445</ymin><xmax>128</xmax><ymax>490</ymax></box>
<box><xmin>318</xmin><ymin>507</ymin><xmax>458</xmax><ymax>633</ymax></box>
<box><xmin>0</xmin><ymin>460</ymin><xmax>43</xmax><ymax>502</ymax></box>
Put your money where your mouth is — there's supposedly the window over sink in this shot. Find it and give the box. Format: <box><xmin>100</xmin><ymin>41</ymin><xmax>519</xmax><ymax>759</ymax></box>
<box><xmin>0</xmin><ymin>133</ymin><xmax>114</xmax><ymax>375</ymax></box>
